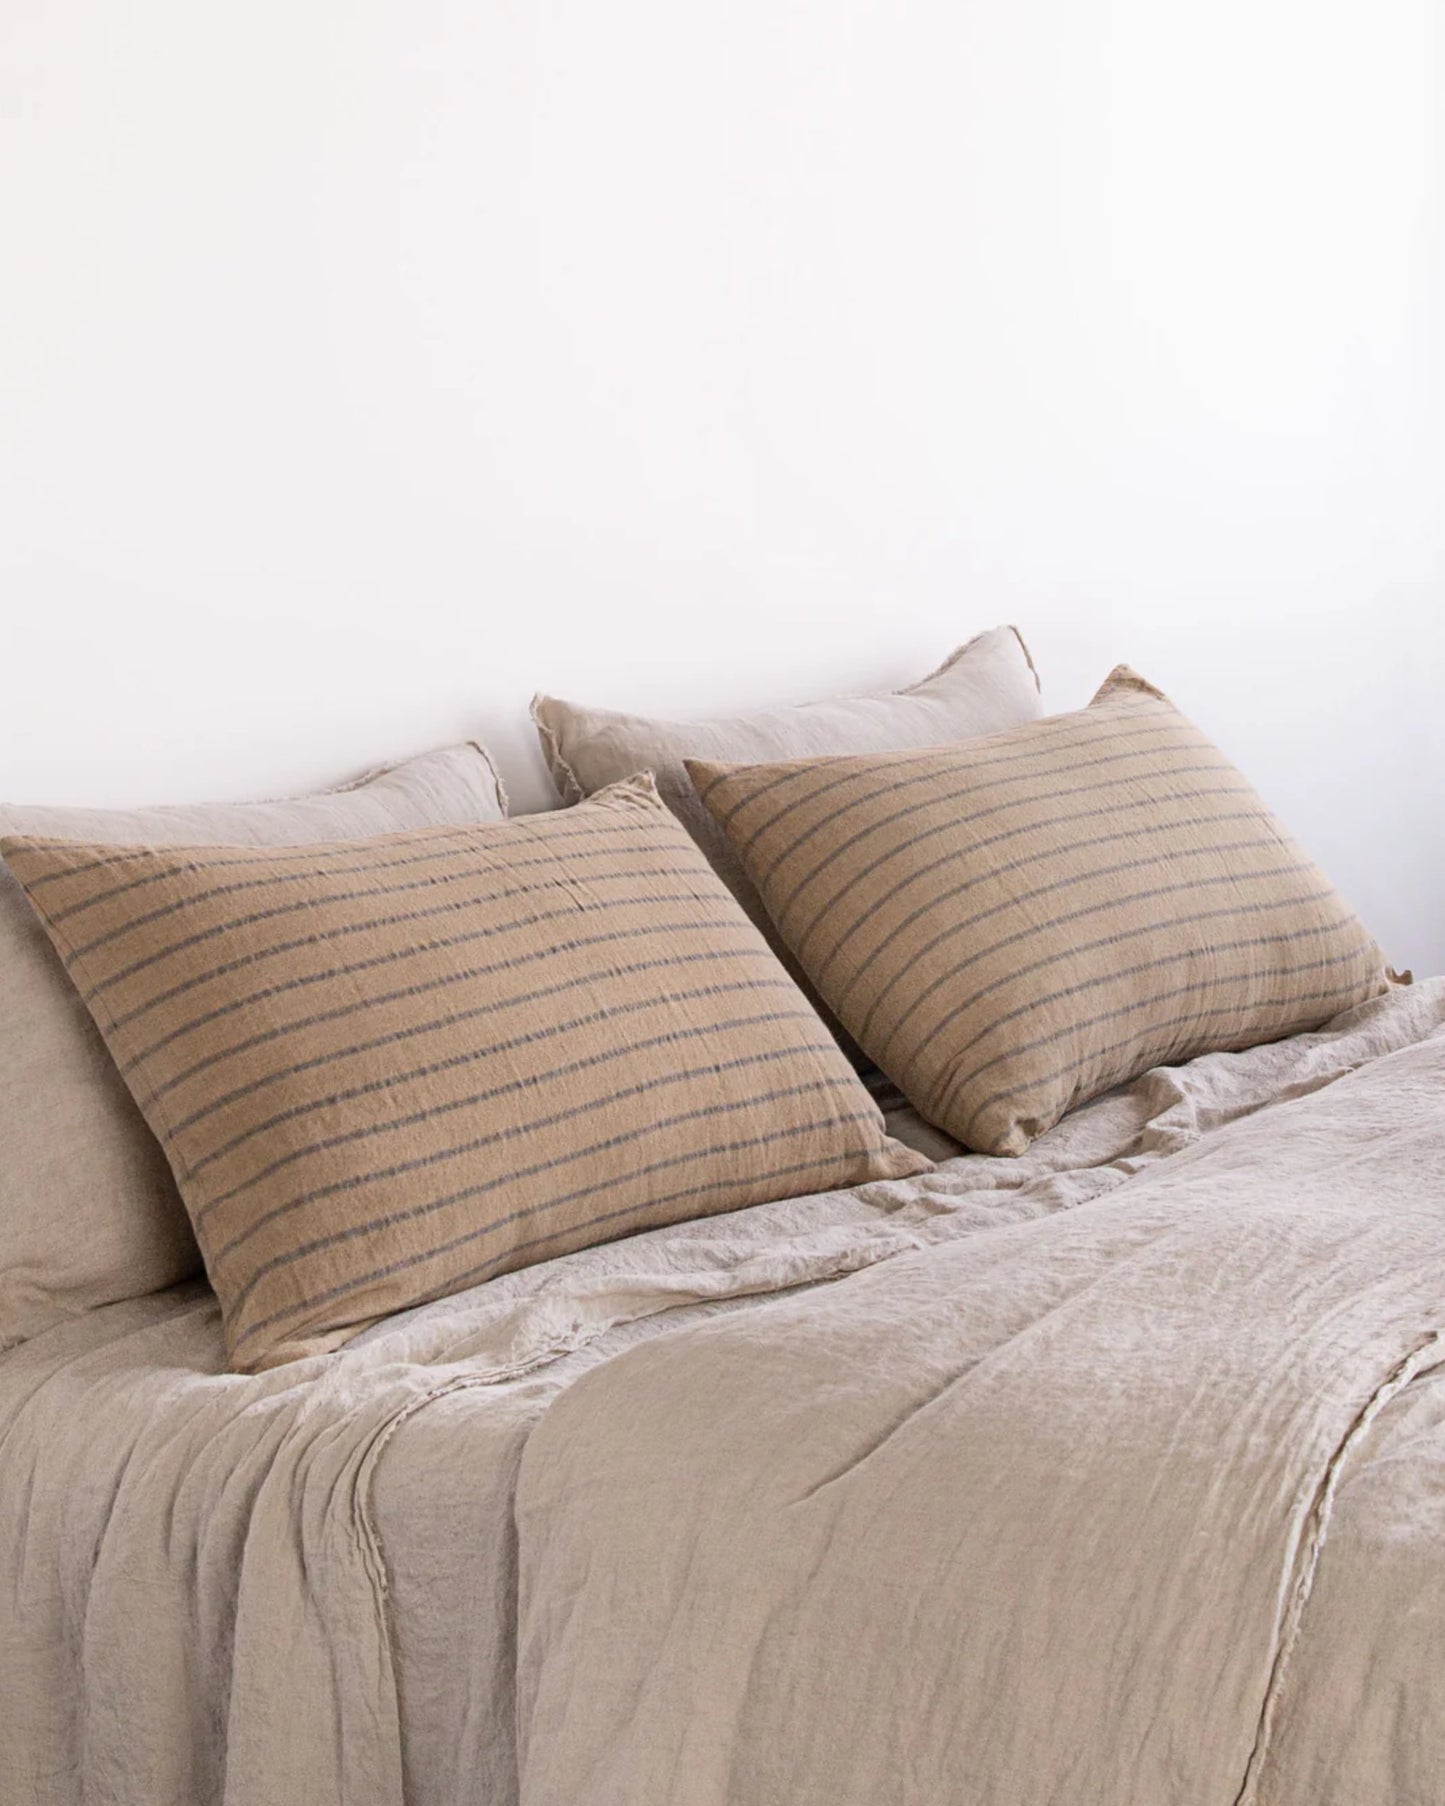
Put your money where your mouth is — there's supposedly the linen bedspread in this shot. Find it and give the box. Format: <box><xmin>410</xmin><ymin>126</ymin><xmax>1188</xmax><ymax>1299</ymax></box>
<box><xmin>516</xmin><ymin>991</ymin><xmax>1445</xmax><ymax>1806</ymax></box>
<box><xmin>2</xmin><ymin>981</ymin><xmax>1443</xmax><ymax>1806</ymax></box>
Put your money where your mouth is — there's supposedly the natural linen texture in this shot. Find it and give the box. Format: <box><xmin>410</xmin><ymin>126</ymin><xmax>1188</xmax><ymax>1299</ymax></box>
<box><xmin>6</xmin><ymin>981</ymin><xmax>1445</xmax><ymax>1806</ymax></box>
<box><xmin>513</xmin><ymin>994</ymin><xmax>1445</xmax><ymax>1806</ymax></box>
<box><xmin>0</xmin><ymin>742</ymin><xmax>508</xmax><ymax>1353</ymax></box>
<box><xmin>2</xmin><ymin>776</ymin><xmax>924</xmax><ymax>1370</ymax></box>
<box><xmin>689</xmin><ymin>667</ymin><xmax>1388</xmax><ymax>1155</ymax></box>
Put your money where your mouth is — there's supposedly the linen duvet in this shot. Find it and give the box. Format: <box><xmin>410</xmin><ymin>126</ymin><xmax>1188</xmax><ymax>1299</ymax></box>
<box><xmin>4</xmin><ymin>980</ymin><xmax>1445</xmax><ymax>1806</ymax></box>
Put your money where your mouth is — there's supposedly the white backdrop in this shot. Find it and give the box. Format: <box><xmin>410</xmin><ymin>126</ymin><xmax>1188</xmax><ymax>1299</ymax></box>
<box><xmin>2</xmin><ymin>1</ymin><xmax>1441</xmax><ymax>969</ymax></box>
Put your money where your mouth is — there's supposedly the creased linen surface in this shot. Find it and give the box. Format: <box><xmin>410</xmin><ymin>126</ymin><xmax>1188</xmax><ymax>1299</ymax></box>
<box><xmin>3</xmin><ymin>981</ymin><xmax>1443</xmax><ymax>1805</ymax></box>
<box><xmin>516</xmin><ymin>986</ymin><xmax>1445</xmax><ymax>1806</ymax></box>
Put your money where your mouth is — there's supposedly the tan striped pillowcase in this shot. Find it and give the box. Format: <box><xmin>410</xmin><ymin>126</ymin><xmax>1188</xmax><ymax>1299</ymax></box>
<box><xmin>688</xmin><ymin>668</ymin><xmax>1388</xmax><ymax>1157</ymax></box>
<box><xmin>2</xmin><ymin>776</ymin><xmax>926</xmax><ymax>1371</ymax></box>
<box><xmin>0</xmin><ymin>741</ymin><xmax>508</xmax><ymax>1355</ymax></box>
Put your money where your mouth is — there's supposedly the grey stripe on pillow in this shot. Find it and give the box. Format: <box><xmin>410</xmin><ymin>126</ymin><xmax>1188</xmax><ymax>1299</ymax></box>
<box><xmin>0</xmin><ymin>742</ymin><xmax>509</xmax><ymax>1353</ymax></box>
<box><xmin>2</xmin><ymin>775</ymin><xmax>926</xmax><ymax>1371</ymax></box>
<box><xmin>688</xmin><ymin>667</ymin><xmax>1388</xmax><ymax>1157</ymax></box>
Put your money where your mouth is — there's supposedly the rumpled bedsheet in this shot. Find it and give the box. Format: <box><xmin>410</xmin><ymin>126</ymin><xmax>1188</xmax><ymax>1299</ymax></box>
<box><xmin>3</xmin><ymin>981</ymin><xmax>1443</xmax><ymax>1806</ymax></box>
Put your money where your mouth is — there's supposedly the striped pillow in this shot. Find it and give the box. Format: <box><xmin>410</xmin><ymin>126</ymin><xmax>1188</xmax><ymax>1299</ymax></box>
<box><xmin>0</xmin><ymin>742</ymin><xmax>508</xmax><ymax>1354</ymax></box>
<box><xmin>688</xmin><ymin>668</ymin><xmax>1388</xmax><ymax>1157</ymax></box>
<box><xmin>2</xmin><ymin>777</ymin><xmax>926</xmax><ymax>1370</ymax></box>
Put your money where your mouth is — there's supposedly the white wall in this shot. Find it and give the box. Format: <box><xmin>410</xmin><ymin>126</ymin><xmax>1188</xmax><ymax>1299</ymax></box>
<box><xmin>2</xmin><ymin>1</ymin><xmax>1441</xmax><ymax>968</ymax></box>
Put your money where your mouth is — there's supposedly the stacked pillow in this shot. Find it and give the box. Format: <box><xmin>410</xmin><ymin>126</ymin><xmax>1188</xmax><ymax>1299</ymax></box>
<box><xmin>533</xmin><ymin>626</ymin><xmax>1041</xmax><ymax>922</ymax></box>
<box><xmin>0</xmin><ymin>744</ymin><xmax>508</xmax><ymax>1351</ymax></box>
<box><xmin>534</xmin><ymin>626</ymin><xmax>1042</xmax><ymax>1052</ymax></box>
<box><xmin>0</xmin><ymin>636</ymin><xmax>1390</xmax><ymax>1371</ymax></box>
<box><xmin>0</xmin><ymin>628</ymin><xmax>1035</xmax><ymax>1365</ymax></box>
<box><xmin>5</xmin><ymin>777</ymin><xmax>925</xmax><ymax>1370</ymax></box>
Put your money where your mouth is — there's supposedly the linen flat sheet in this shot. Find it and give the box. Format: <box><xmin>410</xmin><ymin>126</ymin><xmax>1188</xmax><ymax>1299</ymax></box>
<box><xmin>3</xmin><ymin>980</ymin><xmax>1443</xmax><ymax>1806</ymax></box>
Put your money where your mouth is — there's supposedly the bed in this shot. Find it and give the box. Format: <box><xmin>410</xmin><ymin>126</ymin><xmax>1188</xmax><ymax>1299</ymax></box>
<box><xmin>4</xmin><ymin>637</ymin><xmax>1439</xmax><ymax>1805</ymax></box>
<box><xmin>5</xmin><ymin>977</ymin><xmax>1444</xmax><ymax>1806</ymax></box>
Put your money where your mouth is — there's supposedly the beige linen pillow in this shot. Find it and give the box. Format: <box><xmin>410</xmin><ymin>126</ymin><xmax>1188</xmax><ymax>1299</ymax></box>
<box><xmin>532</xmin><ymin>625</ymin><xmax>1042</xmax><ymax>937</ymax></box>
<box><xmin>0</xmin><ymin>743</ymin><xmax>508</xmax><ymax>1352</ymax></box>
<box><xmin>3</xmin><ymin>776</ymin><xmax>926</xmax><ymax>1371</ymax></box>
<box><xmin>689</xmin><ymin>668</ymin><xmax>1388</xmax><ymax>1157</ymax></box>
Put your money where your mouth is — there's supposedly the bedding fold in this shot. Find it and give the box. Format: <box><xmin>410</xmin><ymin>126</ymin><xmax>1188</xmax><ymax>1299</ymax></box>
<box><xmin>2</xmin><ymin>980</ymin><xmax>1443</xmax><ymax>1806</ymax></box>
<box><xmin>513</xmin><ymin>1001</ymin><xmax>1445</xmax><ymax>1806</ymax></box>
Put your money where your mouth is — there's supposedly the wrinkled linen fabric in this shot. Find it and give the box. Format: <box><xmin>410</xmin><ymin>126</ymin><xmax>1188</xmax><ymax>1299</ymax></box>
<box><xmin>517</xmin><ymin>988</ymin><xmax>1445</xmax><ymax>1806</ymax></box>
<box><xmin>2</xmin><ymin>980</ymin><xmax>1444</xmax><ymax>1806</ymax></box>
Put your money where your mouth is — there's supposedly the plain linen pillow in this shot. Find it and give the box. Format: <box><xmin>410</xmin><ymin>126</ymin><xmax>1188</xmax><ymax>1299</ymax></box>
<box><xmin>2</xmin><ymin>776</ymin><xmax>927</xmax><ymax>1371</ymax></box>
<box><xmin>0</xmin><ymin>743</ymin><xmax>508</xmax><ymax>1351</ymax></box>
<box><xmin>532</xmin><ymin>625</ymin><xmax>1042</xmax><ymax>941</ymax></box>
<box><xmin>689</xmin><ymin>667</ymin><xmax>1388</xmax><ymax>1157</ymax></box>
